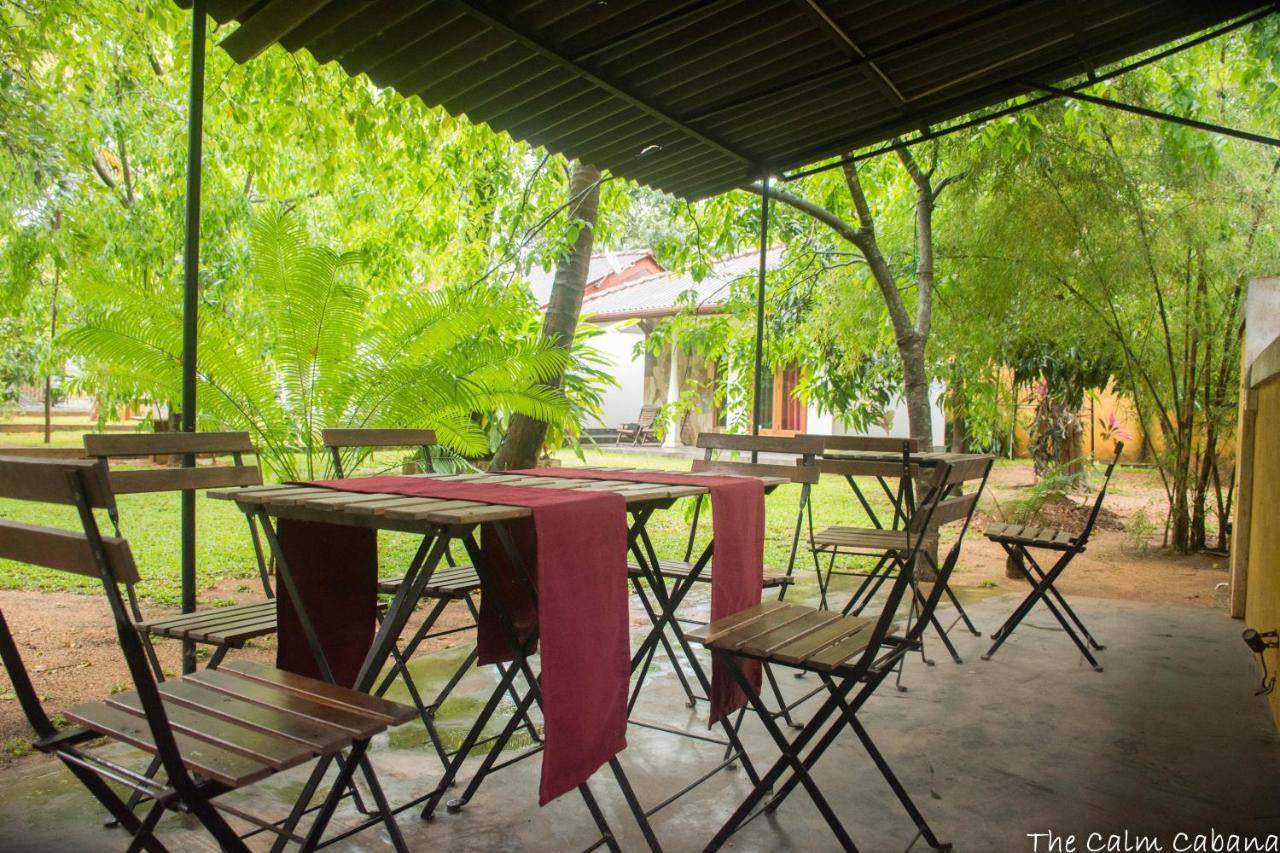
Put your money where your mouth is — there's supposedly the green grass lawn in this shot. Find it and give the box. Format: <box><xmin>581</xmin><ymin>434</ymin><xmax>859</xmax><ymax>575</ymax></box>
<box><xmin>0</xmin><ymin>446</ymin><xmax>909</xmax><ymax>607</ymax></box>
<box><xmin>0</xmin><ymin>430</ymin><xmax>97</xmax><ymax>448</ymax></box>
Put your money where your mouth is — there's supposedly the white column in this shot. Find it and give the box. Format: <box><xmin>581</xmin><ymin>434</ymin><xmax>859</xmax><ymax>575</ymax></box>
<box><xmin>663</xmin><ymin>333</ymin><xmax>682</xmax><ymax>448</ymax></box>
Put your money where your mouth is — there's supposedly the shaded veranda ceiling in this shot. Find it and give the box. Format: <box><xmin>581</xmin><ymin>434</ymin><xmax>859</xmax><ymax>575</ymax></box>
<box><xmin>186</xmin><ymin>0</ymin><xmax>1274</xmax><ymax>200</ymax></box>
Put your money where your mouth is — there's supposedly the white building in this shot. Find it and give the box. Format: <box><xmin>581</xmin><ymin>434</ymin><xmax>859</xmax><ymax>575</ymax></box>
<box><xmin>528</xmin><ymin>249</ymin><xmax>945</xmax><ymax>448</ymax></box>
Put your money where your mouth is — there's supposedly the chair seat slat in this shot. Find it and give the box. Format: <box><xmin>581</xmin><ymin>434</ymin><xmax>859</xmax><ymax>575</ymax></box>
<box><xmin>106</xmin><ymin>692</ymin><xmax>315</xmax><ymax>771</ymax></box>
<box><xmin>64</xmin><ymin>701</ymin><xmax>272</xmax><ymax>788</ymax></box>
<box><xmin>803</xmin><ymin>621</ymin><xmax>888</xmax><ymax>672</ymax></box>
<box><xmin>138</xmin><ymin>601</ymin><xmax>275</xmax><ymax>631</ymax></box>
<box><xmin>769</xmin><ymin>616</ymin><xmax>876</xmax><ymax>665</ymax></box>
<box><xmin>737</xmin><ymin>610</ymin><xmax>842</xmax><ymax>657</ymax></box>
<box><xmin>186</xmin><ymin>671</ymin><xmax>385</xmax><ymax>738</ymax></box>
<box><xmin>219</xmin><ymin>660</ymin><xmax>418</xmax><ymax>726</ymax></box>
<box><xmin>158</xmin><ymin>680</ymin><xmax>351</xmax><ymax>752</ymax></box>
<box><xmin>199</xmin><ymin>617</ymin><xmax>280</xmax><ymax>645</ymax></box>
<box><xmin>684</xmin><ymin>601</ymin><xmax>789</xmax><ymax>644</ymax></box>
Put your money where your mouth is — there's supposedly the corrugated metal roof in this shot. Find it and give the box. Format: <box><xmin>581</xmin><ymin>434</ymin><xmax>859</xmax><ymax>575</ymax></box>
<box><xmin>582</xmin><ymin>247</ymin><xmax>784</xmax><ymax>320</ymax></box>
<box><xmin>190</xmin><ymin>0</ymin><xmax>1271</xmax><ymax>200</ymax></box>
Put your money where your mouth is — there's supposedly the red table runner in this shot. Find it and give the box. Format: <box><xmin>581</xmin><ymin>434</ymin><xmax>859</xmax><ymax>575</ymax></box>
<box><xmin>277</xmin><ymin>476</ymin><xmax>629</xmax><ymax>805</ymax></box>
<box><xmin>275</xmin><ymin>520</ymin><xmax>378</xmax><ymax>690</ymax></box>
<box><xmin>510</xmin><ymin>467</ymin><xmax>764</xmax><ymax>726</ymax></box>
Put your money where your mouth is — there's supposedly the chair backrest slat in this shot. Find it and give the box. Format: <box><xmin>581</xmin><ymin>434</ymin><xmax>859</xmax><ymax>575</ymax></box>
<box><xmin>84</xmin><ymin>431</ymin><xmax>255</xmax><ymax>457</ymax></box>
<box><xmin>636</xmin><ymin>406</ymin><xmax>660</xmax><ymax>427</ymax></box>
<box><xmin>0</xmin><ymin>456</ymin><xmax>115</xmax><ymax>508</ymax></box>
<box><xmin>83</xmin><ymin>431</ymin><xmax>262</xmax><ymax>495</ymax></box>
<box><xmin>805</xmin><ymin>433</ymin><xmax>919</xmax><ymax>454</ymax></box>
<box><xmin>697</xmin><ymin>432</ymin><xmax>825</xmax><ymax>456</ymax></box>
<box><xmin>0</xmin><ymin>520</ymin><xmax>139</xmax><ymax>584</ymax></box>
<box><xmin>943</xmin><ymin>455</ymin><xmax>993</xmax><ymax>485</ymax></box>
<box><xmin>817</xmin><ymin>458</ymin><xmax>922</xmax><ymax>479</ymax></box>
<box><xmin>927</xmin><ymin>491</ymin><xmax>982</xmax><ymax>528</ymax></box>
<box><xmin>691</xmin><ymin>458</ymin><xmax>820</xmax><ymax>484</ymax></box>
<box><xmin>0</xmin><ymin>455</ymin><xmax>197</xmax><ymax>793</ymax></box>
<box><xmin>321</xmin><ymin>427</ymin><xmax>439</xmax><ymax>478</ymax></box>
<box><xmin>321</xmin><ymin>428</ymin><xmax>438</xmax><ymax>449</ymax></box>
<box><xmin>106</xmin><ymin>465</ymin><xmax>263</xmax><ymax>495</ymax></box>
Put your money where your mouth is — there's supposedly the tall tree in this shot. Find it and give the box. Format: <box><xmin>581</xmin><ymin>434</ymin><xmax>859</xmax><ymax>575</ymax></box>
<box><xmin>749</xmin><ymin>144</ymin><xmax>958</xmax><ymax>449</ymax></box>
<box><xmin>491</xmin><ymin>162</ymin><xmax>602</xmax><ymax>470</ymax></box>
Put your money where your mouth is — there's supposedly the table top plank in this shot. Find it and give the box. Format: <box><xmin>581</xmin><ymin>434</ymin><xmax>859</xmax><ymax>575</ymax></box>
<box><xmin>210</xmin><ymin>469</ymin><xmax>785</xmax><ymax>528</ymax></box>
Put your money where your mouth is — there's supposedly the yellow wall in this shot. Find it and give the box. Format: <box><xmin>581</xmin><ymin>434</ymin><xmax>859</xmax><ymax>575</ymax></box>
<box><xmin>1011</xmin><ymin>382</ymin><xmax>1154</xmax><ymax>463</ymax></box>
<box><xmin>1244</xmin><ymin>374</ymin><xmax>1280</xmax><ymax>729</ymax></box>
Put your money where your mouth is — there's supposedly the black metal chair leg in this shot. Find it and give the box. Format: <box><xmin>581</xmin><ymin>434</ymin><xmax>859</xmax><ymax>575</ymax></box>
<box><xmin>461</xmin><ymin>595</ymin><xmax>542</xmax><ymax>744</ymax></box>
<box><xmin>187</xmin><ymin>795</ymin><xmax>251</xmax><ymax>853</ymax></box>
<box><xmin>448</xmin><ymin>684</ymin><xmax>538</xmax><ymax>812</ymax></box>
<box><xmin>382</xmin><ymin>635</ymin><xmax>450</xmax><ymax>767</ymax></box>
<box><xmin>984</xmin><ymin>545</ymin><xmax>1102</xmax><ymax>669</ymax></box>
<box><xmin>722</xmin><ymin>705</ymin><xmax>748</xmax><ymax>765</ymax></box>
<box><xmin>1023</xmin><ymin>578</ymin><xmax>1103</xmax><ymax>670</ymax></box>
<box><xmin>123</xmin><ymin>801</ymin><xmax>166</xmax><ymax>853</ymax></box>
<box><xmin>578</xmin><ymin>780</ymin><xmax>623</xmax><ymax>853</ymax></box>
<box><xmin>104</xmin><ymin>753</ymin><xmax>163</xmax><ymax>828</ymax></box>
<box><xmin>205</xmin><ymin>643</ymin><xmax>231</xmax><ymax>669</ymax></box>
<box><xmin>764</xmin><ymin>661</ymin><xmax>801</xmax><ymax>728</ymax></box>
<box><xmin>825</xmin><ymin>676</ymin><xmax>951</xmax><ymax>851</ymax></box>
<box><xmin>608</xmin><ymin>757</ymin><xmax>662</xmax><ymax>853</ymax></box>
<box><xmin>420</xmin><ymin>649</ymin><xmax>526</xmax><ymax>819</ymax></box>
<box><xmin>433</xmin><ymin>641</ymin><xmax>478</xmax><ymax>710</ymax></box>
<box><xmin>270</xmin><ymin>754</ymin><xmax>332</xmax><ymax>853</ymax></box>
<box><xmin>705</xmin><ymin>654</ymin><xmax>861</xmax><ymax>852</ymax></box>
<box><xmin>942</xmin><ymin>583</ymin><xmax>980</xmax><ymax>636</ymax></box>
<box><xmin>375</xmin><ymin>597</ymin><xmax>453</xmax><ymax>695</ymax></box>
<box><xmin>840</xmin><ymin>555</ymin><xmax>893</xmax><ymax>617</ymax></box>
<box><xmin>928</xmin><ymin>610</ymin><xmax>963</xmax><ymax>664</ymax></box>
<box><xmin>1021</xmin><ymin>556</ymin><xmax>1104</xmax><ymax>650</ymax></box>
<box><xmin>982</xmin><ymin>548</ymin><xmax>1056</xmax><ymax>656</ymax></box>
<box><xmin>357</xmin><ymin>753</ymin><xmax>409</xmax><ymax>853</ymax></box>
<box><xmin>298</xmin><ymin>739</ymin><xmax>372</xmax><ymax>852</ymax></box>
<box><xmin>628</xmin><ymin>577</ymin><xmax>697</xmax><ymax>710</ymax></box>
<box><xmin>64</xmin><ymin>757</ymin><xmax>169</xmax><ymax>853</ymax></box>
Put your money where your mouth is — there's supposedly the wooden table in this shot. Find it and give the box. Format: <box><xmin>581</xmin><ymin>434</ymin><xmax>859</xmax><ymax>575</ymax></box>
<box><xmin>210</xmin><ymin>469</ymin><xmax>785</xmax><ymax>851</ymax></box>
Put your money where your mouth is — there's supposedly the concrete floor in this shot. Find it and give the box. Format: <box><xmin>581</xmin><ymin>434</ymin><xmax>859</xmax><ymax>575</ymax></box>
<box><xmin>2</xmin><ymin>593</ymin><xmax>1279</xmax><ymax>852</ymax></box>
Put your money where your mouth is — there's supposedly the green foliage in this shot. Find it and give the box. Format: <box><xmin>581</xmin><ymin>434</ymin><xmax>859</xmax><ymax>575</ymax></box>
<box><xmin>64</xmin><ymin>209</ymin><xmax>572</xmax><ymax>479</ymax></box>
<box><xmin>0</xmin><ymin>0</ymin><xmax>639</xmax><ymax>442</ymax></box>
<box><xmin>1002</xmin><ymin>458</ymin><xmax>1090</xmax><ymax>524</ymax></box>
<box><xmin>2</xmin><ymin>738</ymin><xmax>31</xmax><ymax>759</ymax></box>
<box><xmin>1126</xmin><ymin>505</ymin><xmax>1157</xmax><ymax>553</ymax></box>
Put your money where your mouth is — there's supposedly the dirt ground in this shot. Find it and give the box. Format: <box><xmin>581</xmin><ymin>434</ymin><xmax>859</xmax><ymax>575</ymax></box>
<box><xmin>0</xmin><ymin>463</ymin><xmax>1231</xmax><ymax>769</ymax></box>
<box><xmin>952</xmin><ymin>463</ymin><xmax>1231</xmax><ymax>608</ymax></box>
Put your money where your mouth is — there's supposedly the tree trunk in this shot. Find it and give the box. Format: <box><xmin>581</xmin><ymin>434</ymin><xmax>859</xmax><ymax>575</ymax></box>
<box><xmin>490</xmin><ymin>162</ymin><xmax>601</xmax><ymax>471</ymax></box>
<box><xmin>750</xmin><ymin>150</ymin><xmax>957</xmax><ymax>454</ymax></box>
<box><xmin>1056</xmin><ymin>408</ymin><xmax>1084</xmax><ymax>477</ymax></box>
<box><xmin>900</xmin><ymin>333</ymin><xmax>933</xmax><ymax>451</ymax></box>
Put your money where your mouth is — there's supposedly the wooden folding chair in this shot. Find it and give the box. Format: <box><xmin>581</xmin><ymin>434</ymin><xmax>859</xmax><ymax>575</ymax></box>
<box><xmin>689</xmin><ymin>455</ymin><xmax>989</xmax><ymax>851</ymax></box>
<box><xmin>982</xmin><ymin>442</ymin><xmax>1124</xmax><ymax>671</ymax></box>
<box><xmin>808</xmin><ymin>439</ymin><xmax>986</xmax><ymax>664</ymax></box>
<box><xmin>322</xmin><ymin>428</ymin><xmax>537</xmax><ymax>767</ymax></box>
<box><xmin>0</xmin><ymin>456</ymin><xmax>414</xmax><ymax>852</ymax></box>
<box><xmin>806</xmin><ymin>435</ymin><xmax>921</xmax><ymax>611</ymax></box>
<box><xmin>617</xmin><ymin>405</ymin><xmax>661</xmax><ymax>446</ymax></box>
<box><xmin>626</xmin><ymin>432</ymin><xmax>823</xmax><ymax>727</ymax></box>
<box><xmin>83</xmin><ymin>432</ymin><xmax>274</xmax><ymax>673</ymax></box>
